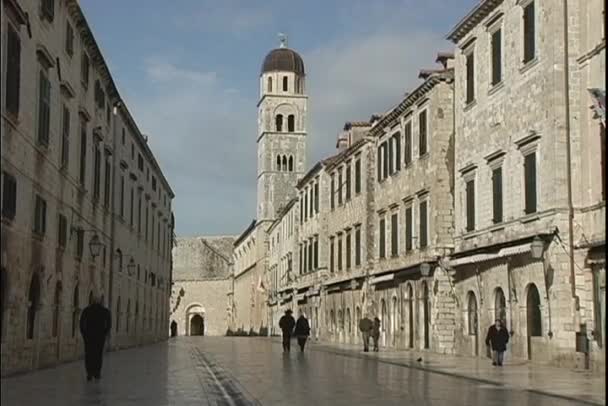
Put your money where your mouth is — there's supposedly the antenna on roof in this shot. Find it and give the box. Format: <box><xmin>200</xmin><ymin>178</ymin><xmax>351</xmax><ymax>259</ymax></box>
<box><xmin>278</xmin><ymin>32</ymin><xmax>288</xmax><ymax>48</ymax></box>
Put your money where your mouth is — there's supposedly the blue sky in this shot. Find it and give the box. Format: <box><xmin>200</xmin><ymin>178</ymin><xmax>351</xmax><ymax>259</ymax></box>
<box><xmin>80</xmin><ymin>0</ymin><xmax>476</xmax><ymax>237</ymax></box>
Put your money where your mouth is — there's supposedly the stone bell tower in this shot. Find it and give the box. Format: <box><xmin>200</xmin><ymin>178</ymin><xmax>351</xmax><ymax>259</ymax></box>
<box><xmin>256</xmin><ymin>35</ymin><xmax>308</xmax><ymax>223</ymax></box>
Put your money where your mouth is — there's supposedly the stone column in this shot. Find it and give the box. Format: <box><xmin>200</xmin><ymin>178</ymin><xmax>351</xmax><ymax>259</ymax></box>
<box><xmin>432</xmin><ymin>265</ymin><xmax>458</xmax><ymax>355</ymax></box>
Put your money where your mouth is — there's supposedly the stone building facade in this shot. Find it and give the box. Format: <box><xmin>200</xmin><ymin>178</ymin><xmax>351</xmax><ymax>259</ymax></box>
<box><xmin>1</xmin><ymin>0</ymin><xmax>175</xmax><ymax>376</ymax></box>
<box><xmin>170</xmin><ymin>237</ymin><xmax>234</xmax><ymax>336</ymax></box>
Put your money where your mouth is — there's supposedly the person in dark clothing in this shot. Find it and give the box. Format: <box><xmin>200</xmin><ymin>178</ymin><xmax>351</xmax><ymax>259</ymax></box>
<box><xmin>358</xmin><ymin>315</ymin><xmax>373</xmax><ymax>352</ymax></box>
<box><xmin>372</xmin><ymin>317</ymin><xmax>381</xmax><ymax>352</ymax></box>
<box><xmin>293</xmin><ymin>311</ymin><xmax>311</xmax><ymax>352</ymax></box>
<box><xmin>80</xmin><ymin>294</ymin><xmax>111</xmax><ymax>381</ymax></box>
<box><xmin>170</xmin><ymin>321</ymin><xmax>178</xmax><ymax>337</ymax></box>
<box><xmin>485</xmin><ymin>319</ymin><xmax>509</xmax><ymax>366</ymax></box>
<box><xmin>278</xmin><ymin>309</ymin><xmax>296</xmax><ymax>352</ymax></box>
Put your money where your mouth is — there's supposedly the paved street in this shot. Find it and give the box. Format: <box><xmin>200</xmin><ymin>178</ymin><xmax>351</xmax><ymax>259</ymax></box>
<box><xmin>1</xmin><ymin>337</ymin><xmax>602</xmax><ymax>406</ymax></box>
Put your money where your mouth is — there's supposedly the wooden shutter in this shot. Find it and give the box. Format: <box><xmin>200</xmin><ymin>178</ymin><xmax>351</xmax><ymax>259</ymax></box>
<box><xmin>382</xmin><ymin>142</ymin><xmax>388</xmax><ymax>179</ymax></box>
<box><xmin>355</xmin><ymin>228</ymin><xmax>361</xmax><ymax>265</ymax></box>
<box><xmin>388</xmin><ymin>138</ymin><xmax>394</xmax><ymax>175</ymax></box>
<box><xmin>404</xmin><ymin>123</ymin><xmax>412</xmax><ymax>165</ymax></box>
<box><xmin>379</xmin><ymin>218</ymin><xmax>386</xmax><ymax>258</ymax></box>
<box><xmin>466</xmin><ymin>179</ymin><xmax>475</xmax><ymax>231</ymax></box>
<box><xmin>314</xmin><ymin>182</ymin><xmax>319</xmax><ymax>212</ymax></box>
<box><xmin>346</xmin><ymin>233</ymin><xmax>351</xmax><ymax>269</ymax></box>
<box><xmin>377</xmin><ymin>147</ymin><xmax>382</xmax><ymax>181</ymax></box>
<box><xmin>338</xmin><ymin>170</ymin><xmax>343</xmax><ymax>205</ymax></box>
<box><xmin>391</xmin><ymin>213</ymin><xmax>398</xmax><ymax>256</ymax></box>
<box><xmin>330</xmin><ymin>176</ymin><xmax>335</xmax><ymax>209</ymax></box>
<box><xmin>491</xmin><ymin>29</ymin><xmax>502</xmax><ymax>85</ymax></box>
<box><xmin>355</xmin><ymin>159</ymin><xmax>361</xmax><ymax>194</ymax></box>
<box><xmin>419</xmin><ymin>111</ymin><xmax>427</xmax><ymax>156</ymax></box>
<box><xmin>329</xmin><ymin>240</ymin><xmax>334</xmax><ymax>272</ymax></box>
<box><xmin>405</xmin><ymin>207</ymin><xmax>413</xmax><ymax>251</ymax></box>
<box><xmin>492</xmin><ymin>167</ymin><xmax>503</xmax><ymax>223</ymax></box>
<box><xmin>346</xmin><ymin>164</ymin><xmax>351</xmax><ymax>200</ymax></box>
<box><xmin>419</xmin><ymin>201</ymin><xmax>428</xmax><ymax>248</ymax></box>
<box><xmin>2</xmin><ymin>173</ymin><xmax>17</xmax><ymax>220</ymax></box>
<box><xmin>6</xmin><ymin>26</ymin><xmax>21</xmax><ymax>117</ymax></box>
<box><xmin>523</xmin><ymin>2</ymin><xmax>535</xmax><ymax>63</ymax></box>
<box><xmin>466</xmin><ymin>53</ymin><xmax>475</xmax><ymax>103</ymax></box>
<box><xmin>524</xmin><ymin>153</ymin><xmax>537</xmax><ymax>213</ymax></box>
<box><xmin>314</xmin><ymin>239</ymin><xmax>319</xmax><ymax>269</ymax></box>
<box><xmin>338</xmin><ymin>237</ymin><xmax>343</xmax><ymax>269</ymax></box>
<box><xmin>395</xmin><ymin>134</ymin><xmax>401</xmax><ymax>171</ymax></box>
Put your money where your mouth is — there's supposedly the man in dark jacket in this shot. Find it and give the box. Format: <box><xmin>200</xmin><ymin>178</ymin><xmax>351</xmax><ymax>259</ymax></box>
<box><xmin>293</xmin><ymin>311</ymin><xmax>311</xmax><ymax>352</ymax></box>
<box><xmin>358</xmin><ymin>315</ymin><xmax>373</xmax><ymax>352</ymax></box>
<box><xmin>485</xmin><ymin>319</ymin><xmax>509</xmax><ymax>366</ymax></box>
<box><xmin>278</xmin><ymin>309</ymin><xmax>296</xmax><ymax>352</ymax></box>
<box><xmin>80</xmin><ymin>294</ymin><xmax>111</xmax><ymax>380</ymax></box>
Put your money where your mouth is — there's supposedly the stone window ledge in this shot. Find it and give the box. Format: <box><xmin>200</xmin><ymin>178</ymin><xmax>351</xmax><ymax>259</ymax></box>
<box><xmin>463</xmin><ymin>100</ymin><xmax>477</xmax><ymax>113</ymax></box>
<box><xmin>488</xmin><ymin>81</ymin><xmax>505</xmax><ymax>96</ymax></box>
<box><xmin>520</xmin><ymin>57</ymin><xmax>540</xmax><ymax>74</ymax></box>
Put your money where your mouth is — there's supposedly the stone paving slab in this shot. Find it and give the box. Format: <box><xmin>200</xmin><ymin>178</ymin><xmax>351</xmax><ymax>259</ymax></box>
<box><xmin>301</xmin><ymin>339</ymin><xmax>606</xmax><ymax>405</ymax></box>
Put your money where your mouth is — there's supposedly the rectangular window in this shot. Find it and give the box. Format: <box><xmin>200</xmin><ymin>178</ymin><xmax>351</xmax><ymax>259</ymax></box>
<box><xmin>145</xmin><ymin>204</ymin><xmax>149</xmax><ymax>240</ymax></box>
<box><xmin>138</xmin><ymin>154</ymin><xmax>144</xmax><ymax>171</ymax></box>
<box><xmin>419</xmin><ymin>111</ymin><xmax>428</xmax><ymax>156</ymax></box>
<box><xmin>355</xmin><ymin>227</ymin><xmax>361</xmax><ymax>266</ymax></box>
<box><xmin>75</xmin><ymin>229</ymin><xmax>84</xmax><ymax>259</ymax></box>
<box><xmin>337</xmin><ymin>235</ymin><xmax>343</xmax><ymax>270</ymax></box>
<box><xmin>314</xmin><ymin>181</ymin><xmax>319</xmax><ymax>213</ymax></box>
<box><xmin>491</xmin><ymin>28</ymin><xmax>502</xmax><ymax>85</ymax></box>
<box><xmin>377</xmin><ymin>146</ymin><xmax>382</xmax><ymax>181</ymax></box>
<box><xmin>130</xmin><ymin>187</ymin><xmax>134</xmax><ymax>227</ymax></box>
<box><xmin>395</xmin><ymin>134</ymin><xmax>402</xmax><ymax>171</ymax></box>
<box><xmin>329</xmin><ymin>238</ymin><xmax>335</xmax><ymax>273</ymax></box>
<box><xmin>304</xmin><ymin>190</ymin><xmax>308</xmax><ymax>221</ymax></box>
<box><xmin>58</xmin><ymin>214</ymin><xmax>67</xmax><ymax>248</ymax></box>
<box><xmin>120</xmin><ymin>175</ymin><xmax>125</xmax><ymax>217</ymax></box>
<box><xmin>93</xmin><ymin>144</ymin><xmax>101</xmax><ymax>201</ymax></box>
<box><xmin>138</xmin><ymin>196</ymin><xmax>142</xmax><ymax>234</ymax></box>
<box><xmin>152</xmin><ymin>176</ymin><xmax>157</xmax><ymax>191</ymax></box>
<box><xmin>391</xmin><ymin>213</ymin><xmax>398</xmax><ymax>257</ymax></box>
<box><xmin>338</xmin><ymin>169</ymin><xmax>343</xmax><ymax>206</ymax></box>
<box><xmin>303</xmin><ymin>244</ymin><xmax>307</xmax><ymax>273</ymax></box>
<box><xmin>466</xmin><ymin>52</ymin><xmax>475</xmax><ymax>104</ymax></box>
<box><xmin>299</xmin><ymin>245</ymin><xmax>303</xmax><ymax>275</ymax></box>
<box><xmin>61</xmin><ymin>106</ymin><xmax>70</xmax><ymax>169</ymax></box>
<box><xmin>33</xmin><ymin>195</ymin><xmax>47</xmax><ymax>235</ymax></box>
<box><xmin>309</xmin><ymin>186</ymin><xmax>314</xmax><ymax>218</ymax></box>
<box><xmin>419</xmin><ymin>200</ymin><xmax>428</xmax><ymax>249</ymax></box>
<box><xmin>466</xmin><ymin>179</ymin><xmax>476</xmax><ymax>231</ymax></box>
<box><xmin>65</xmin><ymin>21</ymin><xmax>74</xmax><ymax>56</ymax></box>
<box><xmin>405</xmin><ymin>206</ymin><xmax>413</xmax><ymax>251</ymax></box>
<box><xmin>79</xmin><ymin>120</ymin><xmax>87</xmax><ymax>186</ymax></box>
<box><xmin>41</xmin><ymin>0</ymin><xmax>55</xmax><ymax>21</ymax></box>
<box><xmin>2</xmin><ymin>172</ymin><xmax>17</xmax><ymax>220</ymax></box>
<box><xmin>492</xmin><ymin>166</ymin><xmax>503</xmax><ymax>223</ymax></box>
<box><xmin>524</xmin><ymin>153</ymin><xmax>537</xmax><ymax>214</ymax></box>
<box><xmin>345</xmin><ymin>164</ymin><xmax>352</xmax><ymax>200</ymax></box>
<box><xmin>314</xmin><ymin>237</ymin><xmax>319</xmax><ymax>269</ymax></box>
<box><xmin>346</xmin><ymin>231</ymin><xmax>352</xmax><ymax>269</ymax></box>
<box><xmin>355</xmin><ymin>159</ymin><xmax>361</xmax><ymax>194</ymax></box>
<box><xmin>382</xmin><ymin>142</ymin><xmax>389</xmax><ymax>179</ymax></box>
<box><xmin>404</xmin><ymin>121</ymin><xmax>412</xmax><ymax>166</ymax></box>
<box><xmin>104</xmin><ymin>157</ymin><xmax>111</xmax><ymax>208</ymax></box>
<box><xmin>523</xmin><ymin>1</ymin><xmax>536</xmax><ymax>63</ymax></box>
<box><xmin>388</xmin><ymin>138</ymin><xmax>394</xmax><ymax>175</ymax></box>
<box><xmin>379</xmin><ymin>218</ymin><xmax>386</xmax><ymax>259</ymax></box>
<box><xmin>81</xmin><ymin>52</ymin><xmax>90</xmax><ymax>88</ymax></box>
<box><xmin>5</xmin><ymin>25</ymin><xmax>21</xmax><ymax>118</ymax></box>
<box><xmin>37</xmin><ymin>70</ymin><xmax>51</xmax><ymax>146</ymax></box>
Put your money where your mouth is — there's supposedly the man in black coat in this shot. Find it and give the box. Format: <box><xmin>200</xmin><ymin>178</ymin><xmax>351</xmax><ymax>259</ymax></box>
<box><xmin>485</xmin><ymin>319</ymin><xmax>509</xmax><ymax>366</ymax></box>
<box><xmin>80</xmin><ymin>294</ymin><xmax>112</xmax><ymax>380</ymax></box>
<box><xmin>278</xmin><ymin>309</ymin><xmax>295</xmax><ymax>352</ymax></box>
<box><xmin>293</xmin><ymin>311</ymin><xmax>311</xmax><ymax>352</ymax></box>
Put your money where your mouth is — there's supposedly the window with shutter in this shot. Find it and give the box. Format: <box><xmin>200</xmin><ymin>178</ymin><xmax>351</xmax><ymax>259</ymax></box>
<box><xmin>120</xmin><ymin>176</ymin><xmax>125</xmax><ymax>217</ymax></box>
<box><xmin>1</xmin><ymin>172</ymin><xmax>17</xmax><ymax>220</ymax></box>
<box><xmin>338</xmin><ymin>235</ymin><xmax>343</xmax><ymax>270</ymax></box>
<box><xmin>395</xmin><ymin>133</ymin><xmax>401</xmax><ymax>171</ymax></box>
<box><xmin>524</xmin><ymin>153</ymin><xmax>537</xmax><ymax>214</ymax></box>
<box><xmin>41</xmin><ymin>0</ymin><xmax>55</xmax><ymax>21</ymax></box>
<box><xmin>419</xmin><ymin>111</ymin><xmax>428</xmax><ymax>156</ymax></box>
<box><xmin>466</xmin><ymin>52</ymin><xmax>475</xmax><ymax>104</ymax></box>
<box><xmin>388</xmin><ymin>138</ymin><xmax>394</xmax><ymax>175</ymax></box>
<box><xmin>104</xmin><ymin>158</ymin><xmax>111</xmax><ymax>208</ymax></box>
<box><xmin>330</xmin><ymin>175</ymin><xmax>335</xmax><ymax>210</ymax></box>
<box><xmin>5</xmin><ymin>25</ymin><xmax>21</xmax><ymax>118</ymax></box>
<box><xmin>492</xmin><ymin>167</ymin><xmax>503</xmax><ymax>223</ymax></box>
<box><xmin>314</xmin><ymin>181</ymin><xmax>319</xmax><ymax>212</ymax></box>
<box><xmin>34</xmin><ymin>195</ymin><xmax>47</xmax><ymax>235</ymax></box>
<box><xmin>466</xmin><ymin>179</ymin><xmax>475</xmax><ymax>231</ymax></box>
<box><xmin>329</xmin><ymin>239</ymin><xmax>334</xmax><ymax>273</ymax></box>
<box><xmin>37</xmin><ymin>70</ymin><xmax>51</xmax><ymax>146</ymax></box>
<box><xmin>377</xmin><ymin>146</ymin><xmax>382</xmax><ymax>182</ymax></box>
<box><xmin>523</xmin><ymin>2</ymin><xmax>536</xmax><ymax>63</ymax></box>
<box><xmin>338</xmin><ymin>169</ymin><xmax>343</xmax><ymax>206</ymax></box>
<box><xmin>299</xmin><ymin>245</ymin><xmax>303</xmax><ymax>274</ymax></box>
<box><xmin>382</xmin><ymin>142</ymin><xmax>389</xmax><ymax>179</ymax></box>
<box><xmin>355</xmin><ymin>159</ymin><xmax>361</xmax><ymax>194</ymax></box>
<box><xmin>405</xmin><ymin>206</ymin><xmax>413</xmax><ymax>252</ymax></box>
<box><xmin>81</xmin><ymin>53</ymin><xmax>89</xmax><ymax>88</ymax></box>
<box><xmin>491</xmin><ymin>29</ymin><xmax>502</xmax><ymax>85</ymax></box>
<box><xmin>346</xmin><ymin>232</ymin><xmax>351</xmax><ymax>269</ymax></box>
<box><xmin>314</xmin><ymin>238</ymin><xmax>319</xmax><ymax>269</ymax></box>
<box><xmin>355</xmin><ymin>227</ymin><xmax>361</xmax><ymax>266</ymax></box>
<box><xmin>66</xmin><ymin>22</ymin><xmax>74</xmax><ymax>56</ymax></box>
<box><xmin>419</xmin><ymin>200</ymin><xmax>428</xmax><ymax>248</ymax></box>
<box><xmin>79</xmin><ymin>120</ymin><xmax>87</xmax><ymax>185</ymax></box>
<box><xmin>404</xmin><ymin>122</ymin><xmax>412</xmax><ymax>166</ymax></box>
<box><xmin>391</xmin><ymin>213</ymin><xmax>398</xmax><ymax>257</ymax></box>
<box><xmin>61</xmin><ymin>106</ymin><xmax>70</xmax><ymax>169</ymax></box>
<box><xmin>93</xmin><ymin>145</ymin><xmax>101</xmax><ymax>201</ymax></box>
<box><xmin>346</xmin><ymin>164</ymin><xmax>351</xmax><ymax>200</ymax></box>
<box><xmin>379</xmin><ymin>218</ymin><xmax>386</xmax><ymax>259</ymax></box>
<box><xmin>309</xmin><ymin>186</ymin><xmax>314</xmax><ymax>217</ymax></box>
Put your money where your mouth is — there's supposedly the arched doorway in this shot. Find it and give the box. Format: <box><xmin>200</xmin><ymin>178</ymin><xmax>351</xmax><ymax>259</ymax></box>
<box><xmin>422</xmin><ymin>282</ymin><xmax>430</xmax><ymax>349</ymax></box>
<box><xmin>467</xmin><ymin>291</ymin><xmax>479</xmax><ymax>356</ymax></box>
<box><xmin>526</xmin><ymin>283</ymin><xmax>542</xmax><ymax>360</ymax></box>
<box><xmin>494</xmin><ymin>287</ymin><xmax>507</xmax><ymax>324</ymax></box>
<box><xmin>27</xmin><ymin>273</ymin><xmax>41</xmax><ymax>340</ymax></box>
<box><xmin>406</xmin><ymin>284</ymin><xmax>414</xmax><ymax>348</ymax></box>
<box><xmin>380</xmin><ymin>299</ymin><xmax>387</xmax><ymax>346</ymax></box>
<box><xmin>391</xmin><ymin>296</ymin><xmax>398</xmax><ymax>347</ymax></box>
<box><xmin>190</xmin><ymin>314</ymin><xmax>204</xmax><ymax>336</ymax></box>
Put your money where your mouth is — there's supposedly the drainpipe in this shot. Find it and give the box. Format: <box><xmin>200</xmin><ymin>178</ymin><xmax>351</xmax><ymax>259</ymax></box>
<box><xmin>562</xmin><ymin>0</ymin><xmax>578</xmax><ymax>311</ymax></box>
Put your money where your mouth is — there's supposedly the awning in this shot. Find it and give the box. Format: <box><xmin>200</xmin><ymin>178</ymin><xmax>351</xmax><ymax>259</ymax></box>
<box><xmin>588</xmin><ymin>88</ymin><xmax>605</xmax><ymax>126</ymax></box>
<box><xmin>370</xmin><ymin>273</ymin><xmax>395</xmax><ymax>285</ymax></box>
<box><xmin>295</xmin><ymin>293</ymin><xmax>306</xmax><ymax>301</ymax></box>
<box><xmin>449</xmin><ymin>242</ymin><xmax>532</xmax><ymax>267</ymax></box>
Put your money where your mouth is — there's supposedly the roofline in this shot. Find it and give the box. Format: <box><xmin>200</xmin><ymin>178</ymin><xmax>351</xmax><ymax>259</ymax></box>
<box><xmin>325</xmin><ymin>138</ymin><xmax>371</xmax><ymax>171</ymax></box>
<box><xmin>268</xmin><ymin>198</ymin><xmax>298</xmax><ymax>232</ymax></box>
<box><xmin>234</xmin><ymin>220</ymin><xmax>257</xmax><ymax>247</ymax></box>
<box><xmin>446</xmin><ymin>0</ymin><xmax>504</xmax><ymax>43</ymax></box>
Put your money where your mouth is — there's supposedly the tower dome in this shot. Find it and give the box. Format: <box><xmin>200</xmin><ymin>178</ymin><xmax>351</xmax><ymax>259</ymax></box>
<box><xmin>261</xmin><ymin>48</ymin><xmax>305</xmax><ymax>76</ymax></box>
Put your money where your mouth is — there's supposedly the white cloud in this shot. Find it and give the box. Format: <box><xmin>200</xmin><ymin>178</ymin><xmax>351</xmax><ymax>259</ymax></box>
<box><xmin>173</xmin><ymin>1</ymin><xmax>272</xmax><ymax>35</ymax></box>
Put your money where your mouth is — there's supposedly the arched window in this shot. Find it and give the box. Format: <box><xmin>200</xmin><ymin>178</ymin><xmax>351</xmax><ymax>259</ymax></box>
<box><xmin>295</xmin><ymin>77</ymin><xmax>301</xmax><ymax>93</ymax></box>
<box><xmin>276</xmin><ymin>155</ymin><xmax>282</xmax><ymax>171</ymax></box>
<box><xmin>26</xmin><ymin>273</ymin><xmax>41</xmax><ymax>340</ymax></box>
<box><xmin>52</xmin><ymin>281</ymin><xmax>63</xmax><ymax>337</ymax></box>
<box><xmin>422</xmin><ymin>281</ymin><xmax>430</xmax><ymax>349</ymax></box>
<box><xmin>467</xmin><ymin>291</ymin><xmax>478</xmax><ymax>336</ymax></box>
<box><xmin>527</xmin><ymin>284</ymin><xmax>542</xmax><ymax>337</ymax></box>
<box><xmin>116</xmin><ymin>296</ymin><xmax>121</xmax><ymax>333</ymax></box>
<box><xmin>494</xmin><ymin>287</ymin><xmax>507</xmax><ymax>323</ymax></box>
<box><xmin>282</xmin><ymin>155</ymin><xmax>288</xmax><ymax>172</ymax></box>
<box><xmin>283</xmin><ymin>76</ymin><xmax>288</xmax><ymax>91</ymax></box>
<box><xmin>72</xmin><ymin>285</ymin><xmax>79</xmax><ymax>337</ymax></box>
<box><xmin>275</xmin><ymin>114</ymin><xmax>283</xmax><ymax>132</ymax></box>
<box><xmin>346</xmin><ymin>308</ymin><xmax>352</xmax><ymax>333</ymax></box>
<box><xmin>288</xmin><ymin>115</ymin><xmax>295</xmax><ymax>132</ymax></box>
<box><xmin>267</xmin><ymin>77</ymin><xmax>273</xmax><ymax>92</ymax></box>
<box><xmin>288</xmin><ymin>156</ymin><xmax>294</xmax><ymax>172</ymax></box>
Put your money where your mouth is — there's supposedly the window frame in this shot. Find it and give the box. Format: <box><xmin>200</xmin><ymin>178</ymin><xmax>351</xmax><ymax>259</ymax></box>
<box><xmin>418</xmin><ymin>197</ymin><xmax>429</xmax><ymax>249</ymax></box>
<box><xmin>5</xmin><ymin>22</ymin><xmax>21</xmax><ymax>120</ymax></box>
<box><xmin>418</xmin><ymin>109</ymin><xmax>429</xmax><ymax>157</ymax></box>
<box><xmin>488</xmin><ymin>21</ymin><xmax>503</xmax><ymax>87</ymax></box>
<box><xmin>37</xmin><ymin>68</ymin><xmax>51</xmax><ymax>147</ymax></box>
<box><xmin>521</xmin><ymin>0</ymin><xmax>536</xmax><ymax>65</ymax></box>
<box><xmin>464</xmin><ymin>45</ymin><xmax>476</xmax><ymax>105</ymax></box>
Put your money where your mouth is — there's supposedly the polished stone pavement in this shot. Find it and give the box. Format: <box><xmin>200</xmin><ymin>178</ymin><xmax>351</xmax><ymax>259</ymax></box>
<box><xmin>1</xmin><ymin>337</ymin><xmax>603</xmax><ymax>406</ymax></box>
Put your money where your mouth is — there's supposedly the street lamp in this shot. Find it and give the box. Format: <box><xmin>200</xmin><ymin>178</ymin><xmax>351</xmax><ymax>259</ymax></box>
<box><xmin>420</xmin><ymin>262</ymin><xmax>431</xmax><ymax>277</ymax></box>
<box><xmin>89</xmin><ymin>234</ymin><xmax>104</xmax><ymax>259</ymax></box>
<box><xmin>127</xmin><ymin>257</ymin><xmax>136</xmax><ymax>275</ymax></box>
<box><xmin>530</xmin><ymin>236</ymin><xmax>545</xmax><ymax>259</ymax></box>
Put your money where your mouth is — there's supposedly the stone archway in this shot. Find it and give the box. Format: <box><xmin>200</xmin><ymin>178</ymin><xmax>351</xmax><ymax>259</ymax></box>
<box><xmin>186</xmin><ymin>304</ymin><xmax>205</xmax><ymax>336</ymax></box>
<box><xmin>190</xmin><ymin>314</ymin><xmax>205</xmax><ymax>336</ymax></box>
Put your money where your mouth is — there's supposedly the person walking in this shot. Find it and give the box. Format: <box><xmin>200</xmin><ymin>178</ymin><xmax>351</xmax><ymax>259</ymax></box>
<box><xmin>485</xmin><ymin>319</ymin><xmax>509</xmax><ymax>366</ymax></box>
<box><xmin>372</xmin><ymin>317</ymin><xmax>381</xmax><ymax>352</ymax></box>
<box><xmin>79</xmin><ymin>294</ymin><xmax>111</xmax><ymax>381</ymax></box>
<box><xmin>358</xmin><ymin>315</ymin><xmax>373</xmax><ymax>352</ymax></box>
<box><xmin>170</xmin><ymin>320</ymin><xmax>178</xmax><ymax>337</ymax></box>
<box><xmin>294</xmin><ymin>311</ymin><xmax>311</xmax><ymax>352</ymax></box>
<box><xmin>278</xmin><ymin>309</ymin><xmax>296</xmax><ymax>352</ymax></box>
